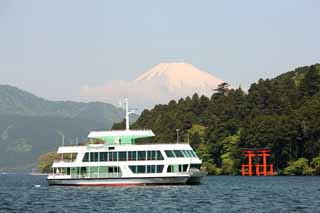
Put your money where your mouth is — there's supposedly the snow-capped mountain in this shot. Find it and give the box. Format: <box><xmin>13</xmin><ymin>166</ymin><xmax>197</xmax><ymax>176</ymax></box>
<box><xmin>133</xmin><ymin>63</ymin><xmax>223</xmax><ymax>92</ymax></box>
<box><xmin>81</xmin><ymin>63</ymin><xmax>224</xmax><ymax>108</ymax></box>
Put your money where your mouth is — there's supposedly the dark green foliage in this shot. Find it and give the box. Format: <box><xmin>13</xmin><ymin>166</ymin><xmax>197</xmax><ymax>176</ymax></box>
<box><xmin>283</xmin><ymin>158</ymin><xmax>312</xmax><ymax>176</ymax></box>
<box><xmin>311</xmin><ymin>157</ymin><xmax>320</xmax><ymax>175</ymax></box>
<box><xmin>299</xmin><ymin>65</ymin><xmax>320</xmax><ymax>97</ymax></box>
<box><xmin>113</xmin><ymin>63</ymin><xmax>320</xmax><ymax>175</ymax></box>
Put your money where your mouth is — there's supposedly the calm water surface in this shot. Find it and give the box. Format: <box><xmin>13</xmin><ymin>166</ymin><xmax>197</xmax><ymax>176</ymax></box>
<box><xmin>0</xmin><ymin>174</ymin><xmax>319</xmax><ymax>212</ymax></box>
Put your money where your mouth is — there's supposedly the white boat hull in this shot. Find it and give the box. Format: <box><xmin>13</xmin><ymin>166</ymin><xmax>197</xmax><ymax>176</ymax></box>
<box><xmin>48</xmin><ymin>176</ymin><xmax>189</xmax><ymax>186</ymax></box>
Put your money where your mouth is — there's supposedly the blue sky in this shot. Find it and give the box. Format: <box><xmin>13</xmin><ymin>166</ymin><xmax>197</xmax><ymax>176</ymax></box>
<box><xmin>0</xmin><ymin>0</ymin><xmax>319</xmax><ymax>101</ymax></box>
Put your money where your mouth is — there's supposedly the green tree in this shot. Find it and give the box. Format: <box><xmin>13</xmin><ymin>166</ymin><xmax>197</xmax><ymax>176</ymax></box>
<box><xmin>311</xmin><ymin>157</ymin><xmax>320</xmax><ymax>175</ymax></box>
<box><xmin>220</xmin><ymin>133</ymin><xmax>241</xmax><ymax>175</ymax></box>
<box><xmin>283</xmin><ymin>158</ymin><xmax>313</xmax><ymax>175</ymax></box>
<box><xmin>197</xmin><ymin>142</ymin><xmax>221</xmax><ymax>175</ymax></box>
<box><xmin>214</xmin><ymin>82</ymin><xmax>230</xmax><ymax>96</ymax></box>
<box><xmin>299</xmin><ymin>65</ymin><xmax>320</xmax><ymax>97</ymax></box>
<box><xmin>38</xmin><ymin>152</ymin><xmax>59</xmax><ymax>173</ymax></box>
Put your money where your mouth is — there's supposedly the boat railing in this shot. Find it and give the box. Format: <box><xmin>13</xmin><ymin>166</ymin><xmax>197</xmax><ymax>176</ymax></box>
<box><xmin>70</xmin><ymin>173</ymin><xmax>122</xmax><ymax>179</ymax></box>
<box><xmin>50</xmin><ymin>172</ymin><xmax>122</xmax><ymax>179</ymax></box>
<box><xmin>57</xmin><ymin>141</ymin><xmax>191</xmax><ymax>147</ymax></box>
<box><xmin>127</xmin><ymin>141</ymin><xmax>191</xmax><ymax>145</ymax></box>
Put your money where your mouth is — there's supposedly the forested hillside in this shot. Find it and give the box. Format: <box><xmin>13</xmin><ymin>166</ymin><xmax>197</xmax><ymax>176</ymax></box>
<box><xmin>0</xmin><ymin>85</ymin><xmax>127</xmax><ymax>171</ymax></box>
<box><xmin>0</xmin><ymin>85</ymin><xmax>124</xmax><ymax>121</ymax></box>
<box><xmin>113</xmin><ymin>64</ymin><xmax>320</xmax><ymax>175</ymax></box>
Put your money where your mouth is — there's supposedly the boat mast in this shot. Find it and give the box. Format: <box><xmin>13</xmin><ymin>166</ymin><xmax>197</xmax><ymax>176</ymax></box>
<box><xmin>125</xmin><ymin>98</ymin><xmax>130</xmax><ymax>130</ymax></box>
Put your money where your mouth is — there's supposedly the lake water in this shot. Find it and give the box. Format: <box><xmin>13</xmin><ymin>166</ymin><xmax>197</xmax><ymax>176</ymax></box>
<box><xmin>0</xmin><ymin>174</ymin><xmax>319</xmax><ymax>212</ymax></box>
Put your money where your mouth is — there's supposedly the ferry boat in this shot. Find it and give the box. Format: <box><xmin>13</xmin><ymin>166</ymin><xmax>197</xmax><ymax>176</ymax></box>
<box><xmin>47</xmin><ymin>100</ymin><xmax>205</xmax><ymax>186</ymax></box>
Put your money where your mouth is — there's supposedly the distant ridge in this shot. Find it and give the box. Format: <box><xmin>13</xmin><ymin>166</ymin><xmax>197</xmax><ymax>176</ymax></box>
<box><xmin>0</xmin><ymin>84</ymin><xmax>123</xmax><ymax>121</ymax></box>
<box><xmin>0</xmin><ymin>84</ymin><xmax>127</xmax><ymax>171</ymax></box>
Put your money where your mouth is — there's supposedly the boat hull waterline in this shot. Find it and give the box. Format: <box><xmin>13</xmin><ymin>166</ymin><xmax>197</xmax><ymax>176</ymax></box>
<box><xmin>48</xmin><ymin>176</ymin><xmax>191</xmax><ymax>186</ymax></box>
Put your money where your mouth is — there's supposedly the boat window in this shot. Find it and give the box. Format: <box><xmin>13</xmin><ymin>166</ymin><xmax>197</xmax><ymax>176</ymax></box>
<box><xmin>129</xmin><ymin>166</ymin><xmax>137</xmax><ymax>173</ymax></box>
<box><xmin>137</xmin><ymin>165</ymin><xmax>146</xmax><ymax>173</ymax></box>
<box><xmin>190</xmin><ymin>164</ymin><xmax>201</xmax><ymax>169</ymax></box>
<box><xmin>189</xmin><ymin>150</ymin><xmax>195</xmax><ymax>157</ymax></box>
<box><xmin>181</xmin><ymin>150</ymin><xmax>190</xmax><ymax>157</ymax></box>
<box><xmin>183</xmin><ymin>164</ymin><xmax>188</xmax><ymax>172</ymax></box>
<box><xmin>108</xmin><ymin>152</ymin><xmax>113</xmax><ymax>161</ymax></box>
<box><xmin>145</xmin><ymin>151</ymin><xmax>164</xmax><ymax>160</ymax></box>
<box><xmin>165</xmin><ymin>150</ymin><xmax>175</xmax><ymax>158</ymax></box>
<box><xmin>178</xmin><ymin>165</ymin><xmax>188</xmax><ymax>172</ymax></box>
<box><xmin>71</xmin><ymin>167</ymin><xmax>77</xmax><ymax>175</ymax></box>
<box><xmin>138</xmin><ymin>151</ymin><xmax>146</xmax><ymax>160</ymax></box>
<box><xmin>59</xmin><ymin>168</ymin><xmax>66</xmax><ymax>174</ymax></box>
<box><xmin>173</xmin><ymin>150</ymin><xmax>184</xmax><ymax>158</ymax></box>
<box><xmin>128</xmin><ymin>151</ymin><xmax>137</xmax><ymax>161</ymax></box>
<box><xmin>167</xmin><ymin>165</ymin><xmax>174</xmax><ymax>172</ymax></box>
<box><xmin>165</xmin><ymin>150</ymin><xmax>197</xmax><ymax>158</ymax></box>
<box><xmin>107</xmin><ymin>152</ymin><xmax>118</xmax><ymax>161</ymax></box>
<box><xmin>152</xmin><ymin>165</ymin><xmax>156</xmax><ymax>173</ymax></box>
<box><xmin>147</xmin><ymin>151</ymin><xmax>153</xmax><ymax>160</ymax></box>
<box><xmin>118</xmin><ymin>152</ymin><xmax>127</xmax><ymax>161</ymax></box>
<box><xmin>112</xmin><ymin>152</ymin><xmax>118</xmax><ymax>161</ymax></box>
<box><xmin>167</xmin><ymin>164</ymin><xmax>188</xmax><ymax>173</ymax></box>
<box><xmin>108</xmin><ymin>167</ymin><xmax>114</xmax><ymax>173</ymax></box>
<box><xmin>89</xmin><ymin>166</ymin><xmax>98</xmax><ymax>174</ymax></box>
<box><xmin>90</xmin><ymin>152</ymin><xmax>99</xmax><ymax>162</ymax></box>
<box><xmin>167</xmin><ymin>165</ymin><xmax>172</xmax><ymax>173</ymax></box>
<box><xmin>191</xmin><ymin>151</ymin><xmax>198</xmax><ymax>158</ymax></box>
<box><xmin>83</xmin><ymin>153</ymin><xmax>89</xmax><ymax>162</ymax></box>
<box><xmin>157</xmin><ymin>165</ymin><xmax>164</xmax><ymax>173</ymax></box>
<box><xmin>129</xmin><ymin>165</ymin><xmax>164</xmax><ymax>174</ymax></box>
<box><xmin>150</xmin><ymin>151</ymin><xmax>156</xmax><ymax>160</ymax></box>
<box><xmin>70</xmin><ymin>166</ymin><xmax>121</xmax><ymax>178</ymax></box>
<box><xmin>99</xmin><ymin>152</ymin><xmax>108</xmax><ymax>162</ymax></box>
<box><xmin>157</xmin><ymin>151</ymin><xmax>164</xmax><ymax>160</ymax></box>
<box><xmin>99</xmin><ymin>166</ymin><xmax>108</xmax><ymax>174</ymax></box>
<box><xmin>80</xmin><ymin>167</ymin><xmax>87</xmax><ymax>175</ymax></box>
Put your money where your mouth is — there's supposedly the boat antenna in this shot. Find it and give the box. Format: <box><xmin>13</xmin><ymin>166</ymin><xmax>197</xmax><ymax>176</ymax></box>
<box><xmin>125</xmin><ymin>98</ymin><xmax>130</xmax><ymax>130</ymax></box>
<box><xmin>125</xmin><ymin>98</ymin><xmax>136</xmax><ymax>130</ymax></box>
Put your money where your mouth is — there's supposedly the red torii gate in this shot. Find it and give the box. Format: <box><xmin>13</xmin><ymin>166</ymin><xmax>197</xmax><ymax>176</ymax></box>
<box><xmin>241</xmin><ymin>148</ymin><xmax>274</xmax><ymax>176</ymax></box>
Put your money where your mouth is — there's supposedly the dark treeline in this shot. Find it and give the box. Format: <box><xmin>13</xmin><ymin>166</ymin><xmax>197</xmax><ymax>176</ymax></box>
<box><xmin>113</xmin><ymin>64</ymin><xmax>320</xmax><ymax>175</ymax></box>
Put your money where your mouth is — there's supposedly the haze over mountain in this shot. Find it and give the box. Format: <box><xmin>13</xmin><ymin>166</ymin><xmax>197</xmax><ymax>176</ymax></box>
<box><xmin>81</xmin><ymin>63</ymin><xmax>224</xmax><ymax>108</ymax></box>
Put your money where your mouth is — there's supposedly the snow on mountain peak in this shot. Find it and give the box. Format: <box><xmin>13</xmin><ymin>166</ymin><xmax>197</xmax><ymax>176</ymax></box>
<box><xmin>81</xmin><ymin>62</ymin><xmax>225</xmax><ymax>108</ymax></box>
<box><xmin>134</xmin><ymin>62</ymin><xmax>223</xmax><ymax>91</ymax></box>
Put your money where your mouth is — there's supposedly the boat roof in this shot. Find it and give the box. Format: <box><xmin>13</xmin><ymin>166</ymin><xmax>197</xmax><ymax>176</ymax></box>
<box><xmin>88</xmin><ymin>130</ymin><xmax>155</xmax><ymax>144</ymax></box>
<box><xmin>88</xmin><ymin>130</ymin><xmax>154</xmax><ymax>138</ymax></box>
<box><xmin>57</xmin><ymin>143</ymin><xmax>193</xmax><ymax>153</ymax></box>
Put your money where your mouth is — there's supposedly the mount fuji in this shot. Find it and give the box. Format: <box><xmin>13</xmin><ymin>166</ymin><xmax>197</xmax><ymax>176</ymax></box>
<box><xmin>81</xmin><ymin>63</ymin><xmax>224</xmax><ymax>108</ymax></box>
